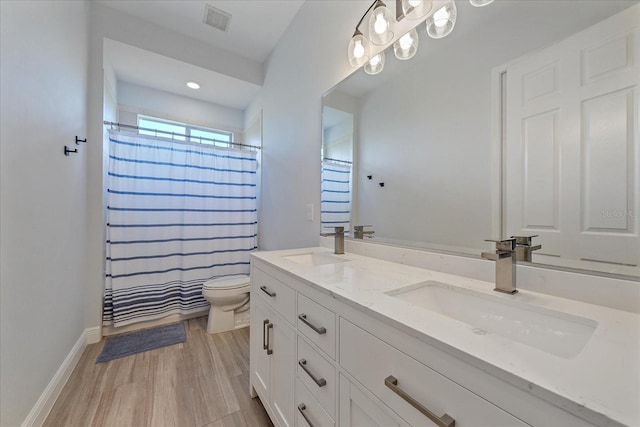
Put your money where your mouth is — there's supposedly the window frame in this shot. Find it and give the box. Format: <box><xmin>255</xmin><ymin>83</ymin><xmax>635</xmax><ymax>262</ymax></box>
<box><xmin>137</xmin><ymin>115</ymin><xmax>234</xmax><ymax>148</ymax></box>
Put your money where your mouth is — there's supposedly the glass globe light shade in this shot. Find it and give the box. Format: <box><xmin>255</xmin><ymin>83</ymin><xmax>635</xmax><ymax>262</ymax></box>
<box><xmin>347</xmin><ymin>32</ymin><xmax>369</xmax><ymax>67</ymax></box>
<box><xmin>368</xmin><ymin>1</ymin><xmax>394</xmax><ymax>45</ymax></box>
<box><xmin>394</xmin><ymin>28</ymin><xmax>419</xmax><ymax>60</ymax></box>
<box><xmin>426</xmin><ymin>2</ymin><xmax>457</xmax><ymax>39</ymax></box>
<box><xmin>364</xmin><ymin>52</ymin><xmax>385</xmax><ymax>75</ymax></box>
<box><xmin>470</xmin><ymin>0</ymin><xmax>494</xmax><ymax>6</ymax></box>
<box><xmin>401</xmin><ymin>0</ymin><xmax>432</xmax><ymax>20</ymax></box>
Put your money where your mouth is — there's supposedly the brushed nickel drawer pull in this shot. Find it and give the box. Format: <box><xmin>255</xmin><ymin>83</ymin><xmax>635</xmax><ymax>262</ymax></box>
<box><xmin>298</xmin><ymin>359</ymin><xmax>327</xmax><ymax>387</ymax></box>
<box><xmin>298</xmin><ymin>403</ymin><xmax>315</xmax><ymax>427</ymax></box>
<box><xmin>298</xmin><ymin>314</ymin><xmax>326</xmax><ymax>335</ymax></box>
<box><xmin>385</xmin><ymin>375</ymin><xmax>455</xmax><ymax>427</ymax></box>
<box><xmin>266</xmin><ymin>323</ymin><xmax>273</xmax><ymax>355</ymax></box>
<box><xmin>260</xmin><ymin>285</ymin><xmax>276</xmax><ymax>297</ymax></box>
<box><xmin>262</xmin><ymin>319</ymin><xmax>269</xmax><ymax>350</ymax></box>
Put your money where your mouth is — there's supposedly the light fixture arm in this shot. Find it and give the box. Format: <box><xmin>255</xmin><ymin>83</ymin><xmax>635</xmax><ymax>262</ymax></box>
<box><xmin>395</xmin><ymin>0</ymin><xmax>406</xmax><ymax>21</ymax></box>
<box><xmin>352</xmin><ymin>0</ymin><xmax>383</xmax><ymax>37</ymax></box>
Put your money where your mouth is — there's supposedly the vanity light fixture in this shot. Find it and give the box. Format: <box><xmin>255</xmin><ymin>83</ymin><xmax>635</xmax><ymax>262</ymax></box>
<box><xmin>368</xmin><ymin>0</ymin><xmax>395</xmax><ymax>45</ymax></box>
<box><xmin>469</xmin><ymin>0</ymin><xmax>495</xmax><ymax>7</ymax></box>
<box><xmin>349</xmin><ymin>0</ymin><xmax>488</xmax><ymax>72</ymax></box>
<box><xmin>365</xmin><ymin>51</ymin><xmax>386</xmax><ymax>75</ymax></box>
<box><xmin>401</xmin><ymin>0</ymin><xmax>432</xmax><ymax>20</ymax></box>
<box><xmin>394</xmin><ymin>27</ymin><xmax>419</xmax><ymax>60</ymax></box>
<box><xmin>426</xmin><ymin>2</ymin><xmax>457</xmax><ymax>39</ymax></box>
<box><xmin>186</xmin><ymin>81</ymin><xmax>200</xmax><ymax>89</ymax></box>
<box><xmin>348</xmin><ymin>30</ymin><xmax>370</xmax><ymax>67</ymax></box>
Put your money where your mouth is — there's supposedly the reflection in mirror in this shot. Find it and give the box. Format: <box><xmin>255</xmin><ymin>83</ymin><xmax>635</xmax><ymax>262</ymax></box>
<box><xmin>321</xmin><ymin>93</ymin><xmax>354</xmax><ymax>232</ymax></box>
<box><xmin>322</xmin><ymin>0</ymin><xmax>639</xmax><ymax>278</ymax></box>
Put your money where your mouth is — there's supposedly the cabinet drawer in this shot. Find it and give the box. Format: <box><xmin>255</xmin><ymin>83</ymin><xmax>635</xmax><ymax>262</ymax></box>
<box><xmin>296</xmin><ymin>379</ymin><xmax>334</xmax><ymax>427</ymax></box>
<box><xmin>297</xmin><ymin>336</ymin><xmax>336</xmax><ymax>418</ymax></box>
<box><xmin>252</xmin><ymin>266</ymin><xmax>296</xmax><ymax>324</ymax></box>
<box><xmin>297</xmin><ymin>294</ymin><xmax>336</xmax><ymax>359</ymax></box>
<box><xmin>340</xmin><ymin>319</ymin><xmax>528</xmax><ymax>427</ymax></box>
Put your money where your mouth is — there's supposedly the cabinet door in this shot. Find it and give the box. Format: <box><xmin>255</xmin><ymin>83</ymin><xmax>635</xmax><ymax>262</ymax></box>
<box><xmin>270</xmin><ymin>310</ymin><xmax>296</xmax><ymax>427</ymax></box>
<box><xmin>251</xmin><ymin>296</ymin><xmax>271</xmax><ymax>400</ymax></box>
<box><xmin>339</xmin><ymin>375</ymin><xmax>408</xmax><ymax>427</ymax></box>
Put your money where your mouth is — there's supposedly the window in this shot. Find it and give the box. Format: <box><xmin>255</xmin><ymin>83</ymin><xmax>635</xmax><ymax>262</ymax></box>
<box><xmin>137</xmin><ymin>115</ymin><xmax>233</xmax><ymax>147</ymax></box>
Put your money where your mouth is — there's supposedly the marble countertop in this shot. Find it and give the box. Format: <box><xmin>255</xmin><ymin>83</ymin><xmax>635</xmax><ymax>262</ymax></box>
<box><xmin>252</xmin><ymin>247</ymin><xmax>640</xmax><ymax>427</ymax></box>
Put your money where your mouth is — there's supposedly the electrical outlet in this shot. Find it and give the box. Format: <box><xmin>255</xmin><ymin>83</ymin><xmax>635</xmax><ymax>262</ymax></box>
<box><xmin>306</xmin><ymin>204</ymin><xmax>313</xmax><ymax>221</ymax></box>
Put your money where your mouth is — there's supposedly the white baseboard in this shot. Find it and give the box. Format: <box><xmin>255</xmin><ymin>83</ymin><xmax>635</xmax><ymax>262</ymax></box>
<box><xmin>21</xmin><ymin>326</ymin><xmax>99</xmax><ymax>427</ymax></box>
<box><xmin>86</xmin><ymin>326</ymin><xmax>102</xmax><ymax>344</ymax></box>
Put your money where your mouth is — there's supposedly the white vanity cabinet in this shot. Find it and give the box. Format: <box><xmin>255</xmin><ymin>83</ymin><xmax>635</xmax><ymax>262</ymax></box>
<box><xmin>339</xmin><ymin>318</ymin><xmax>528</xmax><ymax>427</ymax></box>
<box><xmin>250</xmin><ymin>267</ymin><xmax>297</xmax><ymax>427</ymax></box>
<box><xmin>339</xmin><ymin>374</ymin><xmax>409</xmax><ymax>427</ymax></box>
<box><xmin>250</xmin><ymin>255</ymin><xmax>606</xmax><ymax>427</ymax></box>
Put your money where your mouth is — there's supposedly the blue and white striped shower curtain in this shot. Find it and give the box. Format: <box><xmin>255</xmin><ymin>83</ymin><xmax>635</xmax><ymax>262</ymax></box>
<box><xmin>321</xmin><ymin>162</ymin><xmax>351</xmax><ymax>230</ymax></box>
<box><xmin>103</xmin><ymin>130</ymin><xmax>257</xmax><ymax>327</ymax></box>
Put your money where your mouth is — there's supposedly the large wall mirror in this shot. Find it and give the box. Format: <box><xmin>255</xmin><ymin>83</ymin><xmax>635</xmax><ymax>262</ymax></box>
<box><xmin>322</xmin><ymin>0</ymin><xmax>639</xmax><ymax>278</ymax></box>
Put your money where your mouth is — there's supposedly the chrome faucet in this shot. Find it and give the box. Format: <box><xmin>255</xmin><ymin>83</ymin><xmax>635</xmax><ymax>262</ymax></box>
<box><xmin>321</xmin><ymin>226</ymin><xmax>345</xmax><ymax>255</ymax></box>
<box><xmin>354</xmin><ymin>225</ymin><xmax>374</xmax><ymax>239</ymax></box>
<box><xmin>481</xmin><ymin>238</ymin><xmax>517</xmax><ymax>294</ymax></box>
<box><xmin>511</xmin><ymin>235</ymin><xmax>541</xmax><ymax>262</ymax></box>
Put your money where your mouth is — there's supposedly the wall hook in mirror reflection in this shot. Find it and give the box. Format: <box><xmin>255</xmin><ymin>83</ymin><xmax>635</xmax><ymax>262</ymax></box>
<box><xmin>64</xmin><ymin>146</ymin><xmax>78</xmax><ymax>156</ymax></box>
<box><xmin>379</xmin><ymin>182</ymin><xmax>385</xmax><ymax>187</ymax></box>
<box><xmin>367</xmin><ymin>175</ymin><xmax>372</xmax><ymax>180</ymax></box>
<box><xmin>75</xmin><ymin>136</ymin><xmax>87</xmax><ymax>145</ymax></box>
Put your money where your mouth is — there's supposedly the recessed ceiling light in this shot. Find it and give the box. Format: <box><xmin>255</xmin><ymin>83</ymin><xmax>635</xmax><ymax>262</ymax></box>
<box><xmin>186</xmin><ymin>81</ymin><xmax>200</xmax><ymax>89</ymax></box>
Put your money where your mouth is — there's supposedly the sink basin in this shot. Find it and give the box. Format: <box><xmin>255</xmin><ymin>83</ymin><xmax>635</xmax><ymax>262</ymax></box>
<box><xmin>386</xmin><ymin>281</ymin><xmax>597</xmax><ymax>358</ymax></box>
<box><xmin>283</xmin><ymin>252</ymin><xmax>350</xmax><ymax>267</ymax></box>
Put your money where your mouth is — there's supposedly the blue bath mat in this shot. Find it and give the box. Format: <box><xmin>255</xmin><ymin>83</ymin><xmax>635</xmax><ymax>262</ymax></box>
<box><xmin>96</xmin><ymin>322</ymin><xmax>186</xmax><ymax>363</ymax></box>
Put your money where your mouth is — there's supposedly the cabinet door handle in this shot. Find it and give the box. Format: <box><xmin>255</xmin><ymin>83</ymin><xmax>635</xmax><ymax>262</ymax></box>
<box><xmin>266</xmin><ymin>323</ymin><xmax>273</xmax><ymax>355</ymax></box>
<box><xmin>298</xmin><ymin>314</ymin><xmax>326</xmax><ymax>335</ymax></box>
<box><xmin>384</xmin><ymin>375</ymin><xmax>455</xmax><ymax>427</ymax></box>
<box><xmin>298</xmin><ymin>359</ymin><xmax>326</xmax><ymax>387</ymax></box>
<box><xmin>260</xmin><ymin>285</ymin><xmax>276</xmax><ymax>297</ymax></box>
<box><xmin>262</xmin><ymin>319</ymin><xmax>269</xmax><ymax>350</ymax></box>
<box><xmin>297</xmin><ymin>403</ymin><xmax>315</xmax><ymax>427</ymax></box>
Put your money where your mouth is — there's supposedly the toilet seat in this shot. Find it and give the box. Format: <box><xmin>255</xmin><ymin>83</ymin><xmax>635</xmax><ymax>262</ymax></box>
<box><xmin>203</xmin><ymin>274</ymin><xmax>250</xmax><ymax>290</ymax></box>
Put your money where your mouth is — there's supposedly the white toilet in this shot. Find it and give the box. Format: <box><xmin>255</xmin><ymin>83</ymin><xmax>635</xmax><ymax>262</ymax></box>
<box><xmin>202</xmin><ymin>274</ymin><xmax>251</xmax><ymax>334</ymax></box>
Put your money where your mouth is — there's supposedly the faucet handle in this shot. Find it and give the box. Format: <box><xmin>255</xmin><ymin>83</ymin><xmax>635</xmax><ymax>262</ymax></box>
<box><xmin>320</xmin><ymin>226</ymin><xmax>345</xmax><ymax>237</ymax></box>
<box><xmin>484</xmin><ymin>238</ymin><xmax>516</xmax><ymax>252</ymax></box>
<box><xmin>511</xmin><ymin>235</ymin><xmax>541</xmax><ymax>262</ymax></box>
<box><xmin>354</xmin><ymin>225</ymin><xmax>373</xmax><ymax>230</ymax></box>
<box><xmin>511</xmin><ymin>235</ymin><xmax>539</xmax><ymax>247</ymax></box>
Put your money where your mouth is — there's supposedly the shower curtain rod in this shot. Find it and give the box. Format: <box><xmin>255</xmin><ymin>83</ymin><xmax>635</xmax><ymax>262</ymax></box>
<box><xmin>103</xmin><ymin>121</ymin><xmax>262</xmax><ymax>150</ymax></box>
<box><xmin>323</xmin><ymin>157</ymin><xmax>352</xmax><ymax>165</ymax></box>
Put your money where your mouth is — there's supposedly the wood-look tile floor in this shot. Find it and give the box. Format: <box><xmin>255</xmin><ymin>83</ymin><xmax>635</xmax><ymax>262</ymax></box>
<box><xmin>44</xmin><ymin>318</ymin><xmax>273</xmax><ymax>427</ymax></box>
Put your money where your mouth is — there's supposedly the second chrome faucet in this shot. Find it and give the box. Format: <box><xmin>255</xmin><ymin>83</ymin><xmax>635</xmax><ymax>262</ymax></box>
<box><xmin>481</xmin><ymin>235</ymin><xmax>541</xmax><ymax>294</ymax></box>
<box><xmin>321</xmin><ymin>226</ymin><xmax>345</xmax><ymax>255</ymax></box>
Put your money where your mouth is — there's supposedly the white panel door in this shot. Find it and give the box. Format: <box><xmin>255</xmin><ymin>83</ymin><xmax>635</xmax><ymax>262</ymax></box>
<box><xmin>505</xmin><ymin>5</ymin><xmax>639</xmax><ymax>266</ymax></box>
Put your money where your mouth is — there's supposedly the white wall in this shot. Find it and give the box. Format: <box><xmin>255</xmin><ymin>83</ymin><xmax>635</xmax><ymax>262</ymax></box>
<box><xmin>117</xmin><ymin>81</ymin><xmax>244</xmax><ymax>135</ymax></box>
<box><xmin>0</xmin><ymin>1</ymin><xmax>89</xmax><ymax>425</ymax></box>
<box><xmin>245</xmin><ymin>1</ymin><xmax>369</xmax><ymax>250</ymax></box>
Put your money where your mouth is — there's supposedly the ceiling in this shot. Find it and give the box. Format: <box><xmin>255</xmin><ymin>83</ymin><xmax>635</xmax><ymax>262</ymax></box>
<box><xmin>97</xmin><ymin>0</ymin><xmax>305</xmax><ymax>63</ymax></box>
<box><xmin>98</xmin><ymin>0</ymin><xmax>305</xmax><ymax>110</ymax></box>
<box><xmin>104</xmin><ymin>39</ymin><xmax>262</xmax><ymax>110</ymax></box>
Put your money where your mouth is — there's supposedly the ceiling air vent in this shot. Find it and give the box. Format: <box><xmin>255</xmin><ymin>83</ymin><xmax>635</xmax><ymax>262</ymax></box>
<box><xmin>203</xmin><ymin>4</ymin><xmax>231</xmax><ymax>32</ymax></box>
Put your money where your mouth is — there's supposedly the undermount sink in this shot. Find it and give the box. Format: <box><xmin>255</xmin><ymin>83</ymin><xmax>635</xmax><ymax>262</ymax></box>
<box><xmin>386</xmin><ymin>281</ymin><xmax>598</xmax><ymax>359</ymax></box>
<box><xmin>283</xmin><ymin>252</ymin><xmax>350</xmax><ymax>267</ymax></box>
